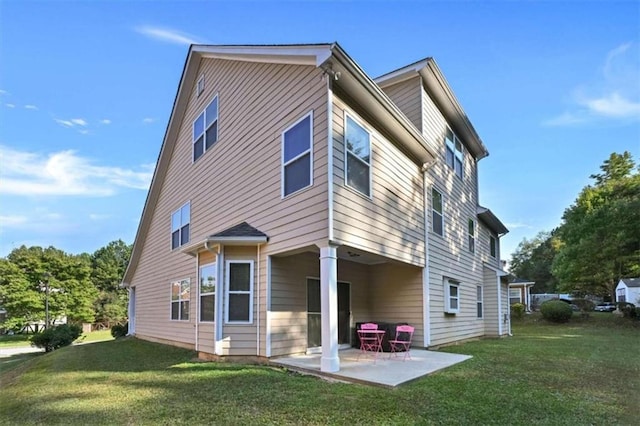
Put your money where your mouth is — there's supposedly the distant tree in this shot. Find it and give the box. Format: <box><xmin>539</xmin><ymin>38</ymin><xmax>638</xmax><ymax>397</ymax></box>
<box><xmin>553</xmin><ymin>152</ymin><xmax>640</xmax><ymax>298</ymax></box>
<box><xmin>0</xmin><ymin>259</ymin><xmax>43</xmax><ymax>331</ymax></box>
<box><xmin>91</xmin><ymin>240</ymin><xmax>131</xmax><ymax>326</ymax></box>
<box><xmin>509</xmin><ymin>231</ymin><xmax>560</xmax><ymax>293</ymax></box>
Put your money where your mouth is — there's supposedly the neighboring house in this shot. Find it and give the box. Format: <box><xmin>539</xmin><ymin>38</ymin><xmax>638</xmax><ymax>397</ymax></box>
<box><xmin>616</xmin><ymin>278</ymin><xmax>640</xmax><ymax>306</ymax></box>
<box><xmin>122</xmin><ymin>43</ymin><xmax>510</xmax><ymax>373</ymax></box>
<box><xmin>509</xmin><ymin>278</ymin><xmax>535</xmax><ymax>311</ymax></box>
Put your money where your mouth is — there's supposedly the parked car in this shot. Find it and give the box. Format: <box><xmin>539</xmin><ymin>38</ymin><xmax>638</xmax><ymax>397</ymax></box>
<box><xmin>594</xmin><ymin>303</ymin><xmax>616</xmax><ymax>312</ymax></box>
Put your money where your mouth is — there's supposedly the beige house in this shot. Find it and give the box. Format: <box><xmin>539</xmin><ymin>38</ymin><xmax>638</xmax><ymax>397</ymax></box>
<box><xmin>122</xmin><ymin>43</ymin><xmax>510</xmax><ymax>373</ymax></box>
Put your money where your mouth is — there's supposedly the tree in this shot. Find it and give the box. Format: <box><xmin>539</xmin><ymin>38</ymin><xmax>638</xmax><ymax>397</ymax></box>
<box><xmin>0</xmin><ymin>259</ymin><xmax>43</xmax><ymax>331</ymax></box>
<box><xmin>91</xmin><ymin>240</ymin><xmax>132</xmax><ymax>326</ymax></box>
<box><xmin>510</xmin><ymin>231</ymin><xmax>560</xmax><ymax>293</ymax></box>
<box><xmin>553</xmin><ymin>152</ymin><xmax>640</xmax><ymax>298</ymax></box>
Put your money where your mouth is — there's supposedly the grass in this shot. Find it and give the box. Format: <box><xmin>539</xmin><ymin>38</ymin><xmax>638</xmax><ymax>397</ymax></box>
<box><xmin>1</xmin><ymin>314</ymin><xmax>638</xmax><ymax>425</ymax></box>
<box><xmin>0</xmin><ymin>330</ymin><xmax>113</xmax><ymax>348</ymax></box>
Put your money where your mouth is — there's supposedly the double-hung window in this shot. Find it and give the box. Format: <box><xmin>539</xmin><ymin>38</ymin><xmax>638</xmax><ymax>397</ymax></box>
<box><xmin>445</xmin><ymin>128</ymin><xmax>464</xmax><ymax>179</ymax></box>
<box><xmin>468</xmin><ymin>218</ymin><xmax>475</xmax><ymax>253</ymax></box>
<box><xmin>225</xmin><ymin>261</ymin><xmax>254</xmax><ymax>323</ymax></box>
<box><xmin>477</xmin><ymin>285</ymin><xmax>483</xmax><ymax>318</ymax></box>
<box><xmin>282</xmin><ymin>112</ymin><xmax>313</xmax><ymax>197</ymax></box>
<box><xmin>509</xmin><ymin>288</ymin><xmax>521</xmax><ymax>305</ymax></box>
<box><xmin>193</xmin><ymin>95</ymin><xmax>219</xmax><ymax>162</ymax></box>
<box><xmin>171</xmin><ymin>202</ymin><xmax>190</xmax><ymax>249</ymax></box>
<box><xmin>170</xmin><ymin>278</ymin><xmax>190</xmax><ymax>320</ymax></box>
<box><xmin>490</xmin><ymin>235</ymin><xmax>497</xmax><ymax>258</ymax></box>
<box><xmin>617</xmin><ymin>288</ymin><xmax>626</xmax><ymax>303</ymax></box>
<box><xmin>445</xmin><ymin>279</ymin><xmax>460</xmax><ymax>314</ymax></box>
<box><xmin>199</xmin><ymin>263</ymin><xmax>216</xmax><ymax>322</ymax></box>
<box><xmin>432</xmin><ymin>188</ymin><xmax>444</xmax><ymax>236</ymax></box>
<box><xmin>345</xmin><ymin>115</ymin><xmax>371</xmax><ymax>197</ymax></box>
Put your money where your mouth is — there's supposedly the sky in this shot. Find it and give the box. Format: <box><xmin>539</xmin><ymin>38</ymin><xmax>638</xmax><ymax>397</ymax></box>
<box><xmin>1</xmin><ymin>0</ymin><xmax>639</xmax><ymax>261</ymax></box>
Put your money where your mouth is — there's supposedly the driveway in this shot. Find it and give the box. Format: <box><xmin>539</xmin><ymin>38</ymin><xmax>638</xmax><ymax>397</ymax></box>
<box><xmin>0</xmin><ymin>346</ymin><xmax>44</xmax><ymax>358</ymax></box>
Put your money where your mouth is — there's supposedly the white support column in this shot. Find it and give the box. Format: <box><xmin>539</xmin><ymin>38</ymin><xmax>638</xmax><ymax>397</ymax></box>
<box><xmin>319</xmin><ymin>244</ymin><xmax>339</xmax><ymax>373</ymax></box>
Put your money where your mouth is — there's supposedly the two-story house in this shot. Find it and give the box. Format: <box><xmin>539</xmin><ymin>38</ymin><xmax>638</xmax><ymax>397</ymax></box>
<box><xmin>122</xmin><ymin>43</ymin><xmax>510</xmax><ymax>373</ymax></box>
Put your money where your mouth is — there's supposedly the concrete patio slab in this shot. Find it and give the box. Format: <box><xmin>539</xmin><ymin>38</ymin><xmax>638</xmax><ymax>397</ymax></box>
<box><xmin>271</xmin><ymin>348</ymin><xmax>472</xmax><ymax>387</ymax></box>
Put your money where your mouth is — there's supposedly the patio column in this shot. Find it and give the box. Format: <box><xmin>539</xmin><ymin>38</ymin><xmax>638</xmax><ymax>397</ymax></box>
<box><xmin>319</xmin><ymin>244</ymin><xmax>339</xmax><ymax>373</ymax></box>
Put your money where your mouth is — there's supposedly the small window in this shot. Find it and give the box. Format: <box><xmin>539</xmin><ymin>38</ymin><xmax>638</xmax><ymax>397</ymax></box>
<box><xmin>617</xmin><ymin>288</ymin><xmax>626</xmax><ymax>303</ymax></box>
<box><xmin>196</xmin><ymin>75</ymin><xmax>205</xmax><ymax>96</ymax></box>
<box><xmin>282</xmin><ymin>112</ymin><xmax>313</xmax><ymax>197</ymax></box>
<box><xmin>432</xmin><ymin>188</ymin><xmax>444</xmax><ymax>236</ymax></box>
<box><xmin>490</xmin><ymin>235</ymin><xmax>497</xmax><ymax>258</ymax></box>
<box><xmin>509</xmin><ymin>288</ymin><xmax>521</xmax><ymax>305</ymax></box>
<box><xmin>226</xmin><ymin>261</ymin><xmax>254</xmax><ymax>323</ymax></box>
<box><xmin>468</xmin><ymin>218</ymin><xmax>475</xmax><ymax>253</ymax></box>
<box><xmin>193</xmin><ymin>95</ymin><xmax>219</xmax><ymax>162</ymax></box>
<box><xmin>445</xmin><ymin>128</ymin><xmax>463</xmax><ymax>179</ymax></box>
<box><xmin>345</xmin><ymin>115</ymin><xmax>371</xmax><ymax>197</ymax></box>
<box><xmin>199</xmin><ymin>263</ymin><xmax>216</xmax><ymax>322</ymax></box>
<box><xmin>170</xmin><ymin>278</ymin><xmax>190</xmax><ymax>321</ymax></box>
<box><xmin>445</xmin><ymin>279</ymin><xmax>460</xmax><ymax>314</ymax></box>
<box><xmin>171</xmin><ymin>202</ymin><xmax>190</xmax><ymax>249</ymax></box>
<box><xmin>477</xmin><ymin>285</ymin><xmax>483</xmax><ymax>318</ymax></box>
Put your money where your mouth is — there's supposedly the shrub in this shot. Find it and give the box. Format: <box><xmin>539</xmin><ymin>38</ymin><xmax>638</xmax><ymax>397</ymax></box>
<box><xmin>572</xmin><ymin>298</ymin><xmax>595</xmax><ymax>318</ymax></box>
<box><xmin>618</xmin><ymin>303</ymin><xmax>637</xmax><ymax>319</ymax></box>
<box><xmin>511</xmin><ymin>303</ymin><xmax>526</xmax><ymax>319</ymax></box>
<box><xmin>111</xmin><ymin>322</ymin><xmax>128</xmax><ymax>339</ymax></box>
<box><xmin>540</xmin><ymin>300</ymin><xmax>573</xmax><ymax>323</ymax></box>
<box><xmin>31</xmin><ymin>324</ymin><xmax>82</xmax><ymax>352</ymax></box>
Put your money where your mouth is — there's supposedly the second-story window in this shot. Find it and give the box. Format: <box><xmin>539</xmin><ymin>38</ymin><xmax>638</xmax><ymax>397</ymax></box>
<box><xmin>193</xmin><ymin>95</ymin><xmax>219</xmax><ymax>162</ymax></box>
<box><xmin>468</xmin><ymin>218</ymin><xmax>475</xmax><ymax>253</ymax></box>
<box><xmin>171</xmin><ymin>202</ymin><xmax>190</xmax><ymax>249</ymax></box>
<box><xmin>282</xmin><ymin>112</ymin><xmax>313</xmax><ymax>197</ymax></box>
<box><xmin>432</xmin><ymin>188</ymin><xmax>444</xmax><ymax>236</ymax></box>
<box><xmin>345</xmin><ymin>115</ymin><xmax>371</xmax><ymax>197</ymax></box>
<box><xmin>445</xmin><ymin>128</ymin><xmax>463</xmax><ymax>179</ymax></box>
<box><xmin>490</xmin><ymin>235</ymin><xmax>497</xmax><ymax>258</ymax></box>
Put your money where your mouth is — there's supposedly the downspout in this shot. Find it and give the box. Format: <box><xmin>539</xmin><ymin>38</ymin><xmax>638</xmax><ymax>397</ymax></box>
<box><xmin>421</xmin><ymin>160</ymin><xmax>436</xmax><ymax>348</ymax></box>
<box><xmin>326</xmin><ymin>71</ymin><xmax>335</xmax><ymax>242</ymax></box>
<box><xmin>256</xmin><ymin>243</ymin><xmax>262</xmax><ymax>357</ymax></box>
<box><xmin>205</xmin><ymin>240</ymin><xmax>223</xmax><ymax>355</ymax></box>
<box><xmin>195</xmin><ymin>252</ymin><xmax>200</xmax><ymax>351</ymax></box>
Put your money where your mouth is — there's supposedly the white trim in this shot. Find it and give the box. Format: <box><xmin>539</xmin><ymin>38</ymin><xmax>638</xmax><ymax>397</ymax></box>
<box><xmin>196</xmin><ymin>74</ymin><xmax>205</xmax><ymax>97</ymax></box>
<box><xmin>281</xmin><ymin>111</ymin><xmax>314</xmax><ymax>198</ymax></box>
<box><xmin>422</xmin><ymin>168</ymin><xmax>431</xmax><ymax>347</ymax></box>
<box><xmin>489</xmin><ymin>235</ymin><xmax>497</xmax><ymax>258</ymax></box>
<box><xmin>256</xmin><ymin>244</ymin><xmax>262</xmax><ymax>356</ymax></box>
<box><xmin>127</xmin><ymin>287</ymin><xmax>136</xmax><ymax>335</ymax></box>
<box><xmin>195</xmin><ymin>252</ymin><xmax>200</xmax><ymax>351</ymax></box>
<box><xmin>194</xmin><ymin>44</ymin><xmax>334</xmax><ymax>66</ymax></box>
<box><xmin>266</xmin><ymin>255</ymin><xmax>272</xmax><ymax>358</ymax></box>
<box><xmin>224</xmin><ymin>260</ymin><xmax>254</xmax><ymax>324</ymax></box>
<box><xmin>444</xmin><ymin>278</ymin><xmax>460</xmax><ymax>314</ymax></box>
<box><xmin>319</xmin><ymin>245</ymin><xmax>339</xmax><ymax>373</ymax></box>
<box><xmin>343</xmin><ymin>112</ymin><xmax>372</xmax><ymax>199</ymax></box>
<box><xmin>327</xmin><ymin>76</ymin><xmax>335</xmax><ymax>242</ymax></box>
<box><xmin>497</xmin><ymin>273</ymin><xmax>503</xmax><ymax>335</ymax></box>
<box><xmin>215</xmin><ymin>248</ymin><xmax>224</xmax><ymax>355</ymax></box>
<box><xmin>477</xmin><ymin>285</ymin><xmax>484</xmax><ymax>319</ymax></box>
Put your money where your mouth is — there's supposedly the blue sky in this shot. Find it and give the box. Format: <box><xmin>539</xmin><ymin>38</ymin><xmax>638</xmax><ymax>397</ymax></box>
<box><xmin>1</xmin><ymin>1</ymin><xmax>639</xmax><ymax>261</ymax></box>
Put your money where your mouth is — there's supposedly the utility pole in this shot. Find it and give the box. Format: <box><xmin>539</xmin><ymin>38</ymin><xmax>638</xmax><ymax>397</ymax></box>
<box><xmin>42</xmin><ymin>272</ymin><xmax>51</xmax><ymax>330</ymax></box>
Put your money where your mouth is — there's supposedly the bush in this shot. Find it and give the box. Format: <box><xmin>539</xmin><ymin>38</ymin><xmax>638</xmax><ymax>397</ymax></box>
<box><xmin>511</xmin><ymin>303</ymin><xmax>526</xmax><ymax>320</ymax></box>
<box><xmin>111</xmin><ymin>322</ymin><xmax>128</xmax><ymax>339</ymax></box>
<box><xmin>618</xmin><ymin>303</ymin><xmax>637</xmax><ymax>319</ymax></box>
<box><xmin>572</xmin><ymin>298</ymin><xmax>595</xmax><ymax>318</ymax></box>
<box><xmin>31</xmin><ymin>324</ymin><xmax>82</xmax><ymax>352</ymax></box>
<box><xmin>540</xmin><ymin>300</ymin><xmax>573</xmax><ymax>323</ymax></box>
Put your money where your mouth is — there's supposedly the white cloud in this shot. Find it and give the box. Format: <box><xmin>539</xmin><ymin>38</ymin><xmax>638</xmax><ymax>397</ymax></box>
<box><xmin>89</xmin><ymin>213</ymin><xmax>111</xmax><ymax>221</ymax></box>
<box><xmin>100</xmin><ymin>119</ymin><xmax>111</xmax><ymax>125</ymax></box>
<box><xmin>71</xmin><ymin>118</ymin><xmax>88</xmax><ymax>126</ymax></box>
<box><xmin>5</xmin><ymin>103</ymin><xmax>15</xmax><ymax>108</ymax></box>
<box><xmin>24</xmin><ymin>104</ymin><xmax>38</xmax><ymax>110</ymax></box>
<box><xmin>504</xmin><ymin>222</ymin><xmax>532</xmax><ymax>230</ymax></box>
<box><xmin>0</xmin><ymin>145</ymin><xmax>154</xmax><ymax>196</ymax></box>
<box><xmin>78</xmin><ymin>129</ymin><xmax>90</xmax><ymax>135</ymax></box>
<box><xmin>55</xmin><ymin>119</ymin><xmax>75</xmax><ymax>127</ymax></box>
<box><xmin>135</xmin><ymin>25</ymin><xmax>202</xmax><ymax>46</ymax></box>
<box><xmin>543</xmin><ymin>42</ymin><xmax>640</xmax><ymax>125</ymax></box>
<box><xmin>142</xmin><ymin>117</ymin><xmax>155</xmax><ymax>124</ymax></box>
<box><xmin>0</xmin><ymin>215</ymin><xmax>29</xmax><ymax>229</ymax></box>
<box><xmin>0</xmin><ymin>89</ymin><xmax>7</xmax><ymax>95</ymax></box>
<box><xmin>55</xmin><ymin>117</ymin><xmax>89</xmax><ymax>128</ymax></box>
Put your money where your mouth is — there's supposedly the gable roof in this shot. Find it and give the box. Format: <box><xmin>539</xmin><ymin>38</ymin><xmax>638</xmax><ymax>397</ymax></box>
<box><xmin>477</xmin><ymin>206</ymin><xmax>509</xmax><ymax>236</ymax></box>
<box><xmin>375</xmin><ymin>58</ymin><xmax>489</xmax><ymax>160</ymax></box>
<box><xmin>620</xmin><ymin>278</ymin><xmax>640</xmax><ymax>288</ymax></box>
<box><xmin>122</xmin><ymin>43</ymin><xmax>440</xmax><ymax>286</ymax></box>
<box><xmin>181</xmin><ymin>222</ymin><xmax>269</xmax><ymax>256</ymax></box>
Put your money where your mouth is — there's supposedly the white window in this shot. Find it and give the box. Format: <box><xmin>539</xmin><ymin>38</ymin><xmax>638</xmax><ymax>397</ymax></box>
<box><xmin>617</xmin><ymin>288</ymin><xmax>626</xmax><ymax>303</ymax></box>
<box><xmin>468</xmin><ymin>218</ymin><xmax>475</xmax><ymax>253</ymax></box>
<box><xmin>282</xmin><ymin>112</ymin><xmax>313</xmax><ymax>197</ymax></box>
<box><xmin>445</xmin><ymin>279</ymin><xmax>460</xmax><ymax>314</ymax></box>
<box><xmin>225</xmin><ymin>261</ymin><xmax>254</xmax><ymax>323</ymax></box>
<box><xmin>509</xmin><ymin>288</ymin><xmax>521</xmax><ymax>305</ymax></box>
<box><xmin>171</xmin><ymin>202</ymin><xmax>190</xmax><ymax>250</ymax></box>
<box><xmin>199</xmin><ymin>263</ymin><xmax>216</xmax><ymax>322</ymax></box>
<box><xmin>170</xmin><ymin>278</ymin><xmax>190</xmax><ymax>321</ymax></box>
<box><xmin>345</xmin><ymin>115</ymin><xmax>371</xmax><ymax>197</ymax></box>
<box><xmin>477</xmin><ymin>285</ymin><xmax>483</xmax><ymax>318</ymax></box>
<box><xmin>445</xmin><ymin>128</ymin><xmax>463</xmax><ymax>179</ymax></box>
<box><xmin>490</xmin><ymin>235</ymin><xmax>497</xmax><ymax>258</ymax></box>
<box><xmin>432</xmin><ymin>188</ymin><xmax>444</xmax><ymax>236</ymax></box>
<box><xmin>196</xmin><ymin>75</ymin><xmax>205</xmax><ymax>96</ymax></box>
<box><xmin>193</xmin><ymin>95</ymin><xmax>219</xmax><ymax>162</ymax></box>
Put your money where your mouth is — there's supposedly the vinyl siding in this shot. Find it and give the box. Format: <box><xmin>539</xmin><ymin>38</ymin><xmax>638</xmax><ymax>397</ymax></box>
<box><xmin>379</xmin><ymin>76</ymin><xmax>423</xmax><ymax>132</ymax></box>
<box><xmin>331</xmin><ymin>95</ymin><xmax>425</xmax><ymax>267</ymax></box>
<box><xmin>129</xmin><ymin>58</ymin><xmax>329</xmax><ymax>351</ymax></box>
<box><xmin>478</xmin><ymin>223</ymin><xmax>501</xmax><ymax>269</ymax></box>
<box><xmin>483</xmin><ymin>267</ymin><xmax>500</xmax><ymax>336</ymax></box>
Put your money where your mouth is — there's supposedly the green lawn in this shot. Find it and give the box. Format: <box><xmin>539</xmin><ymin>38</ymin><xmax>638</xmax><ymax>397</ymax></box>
<box><xmin>0</xmin><ymin>329</ymin><xmax>113</xmax><ymax>348</ymax></box>
<box><xmin>1</xmin><ymin>314</ymin><xmax>638</xmax><ymax>425</ymax></box>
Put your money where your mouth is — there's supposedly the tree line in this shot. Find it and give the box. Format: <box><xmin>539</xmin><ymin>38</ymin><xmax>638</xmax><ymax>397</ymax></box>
<box><xmin>0</xmin><ymin>240</ymin><xmax>131</xmax><ymax>332</ymax></box>
<box><xmin>510</xmin><ymin>151</ymin><xmax>640</xmax><ymax>299</ymax></box>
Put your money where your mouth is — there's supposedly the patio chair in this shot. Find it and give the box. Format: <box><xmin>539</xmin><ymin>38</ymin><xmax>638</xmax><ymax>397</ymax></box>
<box><xmin>357</xmin><ymin>323</ymin><xmax>381</xmax><ymax>361</ymax></box>
<box><xmin>388</xmin><ymin>325</ymin><xmax>414</xmax><ymax>361</ymax></box>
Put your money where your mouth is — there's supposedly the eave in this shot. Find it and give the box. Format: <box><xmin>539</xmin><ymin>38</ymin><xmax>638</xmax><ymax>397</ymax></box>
<box><xmin>477</xmin><ymin>206</ymin><xmax>509</xmax><ymax>236</ymax></box>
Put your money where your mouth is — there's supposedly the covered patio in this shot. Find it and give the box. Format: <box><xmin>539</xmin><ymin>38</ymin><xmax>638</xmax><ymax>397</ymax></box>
<box><xmin>271</xmin><ymin>348</ymin><xmax>472</xmax><ymax>388</ymax></box>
